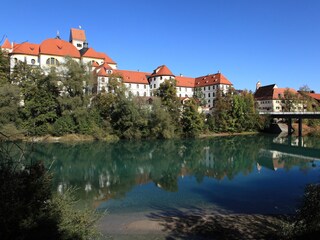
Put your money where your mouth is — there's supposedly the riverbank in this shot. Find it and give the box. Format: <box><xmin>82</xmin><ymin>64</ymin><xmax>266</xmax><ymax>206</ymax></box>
<box><xmin>2</xmin><ymin>125</ymin><xmax>319</xmax><ymax>143</ymax></box>
<box><xmin>99</xmin><ymin>209</ymin><xmax>285</xmax><ymax>240</ymax></box>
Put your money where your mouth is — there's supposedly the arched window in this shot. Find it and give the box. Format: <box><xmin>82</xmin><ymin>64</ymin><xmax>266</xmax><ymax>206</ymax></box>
<box><xmin>46</xmin><ymin>57</ymin><xmax>59</xmax><ymax>65</ymax></box>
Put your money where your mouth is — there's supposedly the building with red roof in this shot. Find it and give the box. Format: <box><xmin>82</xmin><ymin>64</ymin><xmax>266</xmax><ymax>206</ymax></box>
<box><xmin>254</xmin><ymin>82</ymin><xmax>303</xmax><ymax>112</ymax></box>
<box><xmin>3</xmin><ymin>28</ymin><xmax>117</xmax><ymax>72</ymax></box>
<box><xmin>2</xmin><ymin>27</ymin><xmax>235</xmax><ymax>112</ymax></box>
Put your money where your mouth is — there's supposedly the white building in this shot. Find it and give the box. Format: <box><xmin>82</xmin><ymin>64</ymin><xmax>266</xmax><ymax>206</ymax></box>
<box><xmin>1</xmin><ymin>28</ymin><xmax>234</xmax><ymax>112</ymax></box>
<box><xmin>254</xmin><ymin>82</ymin><xmax>303</xmax><ymax>112</ymax></box>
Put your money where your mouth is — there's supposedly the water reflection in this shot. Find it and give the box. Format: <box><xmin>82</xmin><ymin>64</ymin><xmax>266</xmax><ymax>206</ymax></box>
<box><xmin>15</xmin><ymin>134</ymin><xmax>318</xmax><ymax>210</ymax></box>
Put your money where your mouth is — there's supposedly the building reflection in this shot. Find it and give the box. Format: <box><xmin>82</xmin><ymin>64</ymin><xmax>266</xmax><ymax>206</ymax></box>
<box><xmin>19</xmin><ymin>134</ymin><xmax>319</xmax><ymax>207</ymax></box>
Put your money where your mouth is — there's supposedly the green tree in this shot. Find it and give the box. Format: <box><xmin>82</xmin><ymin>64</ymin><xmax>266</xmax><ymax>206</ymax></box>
<box><xmin>281</xmin><ymin>88</ymin><xmax>300</xmax><ymax>112</ymax></box>
<box><xmin>148</xmin><ymin>98</ymin><xmax>176</xmax><ymax>139</ymax></box>
<box><xmin>22</xmin><ymin>70</ymin><xmax>60</xmax><ymax>135</ymax></box>
<box><xmin>0</xmin><ymin>140</ymin><xmax>102</xmax><ymax>240</ymax></box>
<box><xmin>155</xmin><ymin>78</ymin><xmax>181</xmax><ymax>133</ymax></box>
<box><xmin>181</xmin><ymin>98</ymin><xmax>204</xmax><ymax>138</ymax></box>
<box><xmin>193</xmin><ymin>87</ymin><xmax>206</xmax><ymax>106</ymax></box>
<box><xmin>0</xmin><ymin>49</ymin><xmax>10</xmax><ymax>85</ymax></box>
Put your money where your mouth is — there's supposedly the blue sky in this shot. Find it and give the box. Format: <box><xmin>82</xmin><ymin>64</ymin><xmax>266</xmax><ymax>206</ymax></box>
<box><xmin>1</xmin><ymin>0</ymin><xmax>320</xmax><ymax>92</ymax></box>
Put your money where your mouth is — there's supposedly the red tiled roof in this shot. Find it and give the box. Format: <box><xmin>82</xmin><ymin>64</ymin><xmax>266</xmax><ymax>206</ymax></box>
<box><xmin>82</xmin><ymin>48</ymin><xmax>104</xmax><ymax>59</ymax></box>
<box><xmin>151</xmin><ymin>65</ymin><xmax>174</xmax><ymax>77</ymax></box>
<box><xmin>99</xmin><ymin>62</ymin><xmax>113</xmax><ymax>70</ymax></box>
<box><xmin>82</xmin><ymin>48</ymin><xmax>116</xmax><ymax>64</ymax></box>
<box><xmin>12</xmin><ymin>42</ymin><xmax>39</xmax><ymax>55</ymax></box>
<box><xmin>194</xmin><ymin>73</ymin><xmax>232</xmax><ymax>87</ymax></box>
<box><xmin>115</xmin><ymin>69</ymin><xmax>150</xmax><ymax>84</ymax></box>
<box><xmin>307</xmin><ymin>93</ymin><xmax>320</xmax><ymax>101</ymax></box>
<box><xmin>70</xmin><ymin>28</ymin><xmax>86</xmax><ymax>41</ymax></box>
<box><xmin>99</xmin><ymin>52</ymin><xmax>116</xmax><ymax>64</ymax></box>
<box><xmin>175</xmin><ymin>76</ymin><xmax>195</xmax><ymax>87</ymax></box>
<box><xmin>40</xmin><ymin>38</ymin><xmax>80</xmax><ymax>58</ymax></box>
<box><xmin>97</xmin><ymin>67</ymin><xmax>107</xmax><ymax>76</ymax></box>
<box><xmin>1</xmin><ymin>38</ymin><xmax>11</xmax><ymax>49</ymax></box>
<box><xmin>273</xmin><ymin>88</ymin><xmax>298</xmax><ymax>99</ymax></box>
<box><xmin>254</xmin><ymin>85</ymin><xmax>298</xmax><ymax>100</ymax></box>
<box><xmin>92</xmin><ymin>61</ymin><xmax>99</xmax><ymax>67</ymax></box>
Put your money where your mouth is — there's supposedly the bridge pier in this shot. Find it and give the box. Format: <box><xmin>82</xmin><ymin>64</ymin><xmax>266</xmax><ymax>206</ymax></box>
<box><xmin>298</xmin><ymin>118</ymin><xmax>302</xmax><ymax>138</ymax></box>
<box><xmin>288</xmin><ymin>118</ymin><xmax>292</xmax><ymax>135</ymax></box>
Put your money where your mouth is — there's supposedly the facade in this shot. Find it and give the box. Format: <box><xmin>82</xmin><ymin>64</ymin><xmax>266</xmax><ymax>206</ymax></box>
<box><xmin>254</xmin><ymin>82</ymin><xmax>303</xmax><ymax>112</ymax></box>
<box><xmin>2</xmin><ymin>28</ymin><xmax>233</xmax><ymax>112</ymax></box>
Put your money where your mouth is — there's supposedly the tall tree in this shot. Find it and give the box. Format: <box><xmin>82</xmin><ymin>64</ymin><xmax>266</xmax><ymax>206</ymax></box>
<box><xmin>155</xmin><ymin>78</ymin><xmax>181</xmax><ymax>133</ymax></box>
<box><xmin>181</xmin><ymin>98</ymin><xmax>204</xmax><ymax>138</ymax></box>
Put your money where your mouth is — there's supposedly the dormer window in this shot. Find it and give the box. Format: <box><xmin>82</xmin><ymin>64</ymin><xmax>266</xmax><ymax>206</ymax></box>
<box><xmin>77</xmin><ymin>43</ymin><xmax>82</xmax><ymax>48</ymax></box>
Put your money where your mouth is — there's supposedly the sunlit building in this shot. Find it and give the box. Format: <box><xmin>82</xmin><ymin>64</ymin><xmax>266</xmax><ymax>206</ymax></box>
<box><xmin>1</xmin><ymin>28</ymin><xmax>233</xmax><ymax>112</ymax></box>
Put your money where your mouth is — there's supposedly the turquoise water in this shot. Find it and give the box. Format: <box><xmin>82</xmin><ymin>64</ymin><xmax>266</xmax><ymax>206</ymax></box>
<box><xmin>19</xmin><ymin>134</ymin><xmax>320</xmax><ymax>215</ymax></box>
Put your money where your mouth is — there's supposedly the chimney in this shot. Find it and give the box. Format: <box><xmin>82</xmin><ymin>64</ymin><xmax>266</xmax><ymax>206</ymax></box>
<box><xmin>180</xmin><ymin>73</ymin><xmax>183</xmax><ymax>77</ymax></box>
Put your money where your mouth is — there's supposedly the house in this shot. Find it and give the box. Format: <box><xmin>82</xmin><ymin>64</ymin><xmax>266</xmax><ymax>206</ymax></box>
<box><xmin>254</xmin><ymin>82</ymin><xmax>303</xmax><ymax>112</ymax></box>
<box><xmin>1</xmin><ymin>28</ymin><xmax>234</xmax><ymax>112</ymax></box>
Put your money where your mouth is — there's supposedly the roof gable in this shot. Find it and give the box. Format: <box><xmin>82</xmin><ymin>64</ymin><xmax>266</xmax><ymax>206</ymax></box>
<box><xmin>1</xmin><ymin>38</ymin><xmax>11</xmax><ymax>49</ymax></box>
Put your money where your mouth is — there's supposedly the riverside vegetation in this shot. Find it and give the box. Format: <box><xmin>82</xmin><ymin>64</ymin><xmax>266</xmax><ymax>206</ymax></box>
<box><xmin>0</xmin><ymin>49</ymin><xmax>267</xmax><ymax>141</ymax></box>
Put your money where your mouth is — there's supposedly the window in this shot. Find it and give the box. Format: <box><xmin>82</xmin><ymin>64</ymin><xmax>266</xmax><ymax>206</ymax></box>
<box><xmin>208</xmin><ymin>93</ymin><xmax>210</xmax><ymax>97</ymax></box>
<box><xmin>208</xmin><ymin>86</ymin><xmax>211</xmax><ymax>90</ymax></box>
<box><xmin>160</xmin><ymin>76</ymin><xmax>163</xmax><ymax>80</ymax></box>
<box><xmin>129</xmin><ymin>83</ymin><xmax>132</xmax><ymax>88</ymax></box>
<box><xmin>77</xmin><ymin>43</ymin><xmax>82</xmax><ymax>47</ymax></box>
<box><xmin>154</xmin><ymin>84</ymin><xmax>156</xmax><ymax>88</ymax></box>
<box><xmin>179</xmin><ymin>87</ymin><xmax>181</xmax><ymax>91</ymax></box>
<box><xmin>185</xmin><ymin>88</ymin><xmax>187</xmax><ymax>92</ymax></box>
<box><xmin>31</xmin><ymin>59</ymin><xmax>36</xmax><ymax>65</ymax></box>
<box><xmin>137</xmin><ymin>92</ymin><xmax>139</xmax><ymax>96</ymax></box>
<box><xmin>14</xmin><ymin>58</ymin><xmax>18</xmax><ymax>63</ymax></box>
<box><xmin>144</xmin><ymin>92</ymin><xmax>146</xmax><ymax>96</ymax></box>
<box><xmin>46</xmin><ymin>57</ymin><xmax>59</xmax><ymax>65</ymax></box>
<box><xmin>137</xmin><ymin>84</ymin><xmax>139</xmax><ymax>88</ymax></box>
<box><xmin>101</xmin><ymin>77</ymin><xmax>105</xmax><ymax>83</ymax></box>
<box><xmin>144</xmin><ymin>85</ymin><xmax>146</xmax><ymax>89</ymax></box>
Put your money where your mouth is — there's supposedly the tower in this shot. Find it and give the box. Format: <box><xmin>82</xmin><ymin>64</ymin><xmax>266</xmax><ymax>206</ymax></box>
<box><xmin>69</xmin><ymin>28</ymin><xmax>86</xmax><ymax>50</ymax></box>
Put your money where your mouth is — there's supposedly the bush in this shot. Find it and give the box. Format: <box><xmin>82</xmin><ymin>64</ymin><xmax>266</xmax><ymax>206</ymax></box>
<box><xmin>281</xmin><ymin>184</ymin><xmax>320</xmax><ymax>239</ymax></box>
<box><xmin>0</xmin><ymin>141</ymin><xmax>102</xmax><ymax>240</ymax></box>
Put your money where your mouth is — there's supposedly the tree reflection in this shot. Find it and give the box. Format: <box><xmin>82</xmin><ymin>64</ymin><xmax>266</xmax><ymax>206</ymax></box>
<box><xmin>17</xmin><ymin>134</ymin><xmax>317</xmax><ymax>207</ymax></box>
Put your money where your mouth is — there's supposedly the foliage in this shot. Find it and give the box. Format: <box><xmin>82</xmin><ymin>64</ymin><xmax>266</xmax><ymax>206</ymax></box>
<box><xmin>0</xmin><ymin>140</ymin><xmax>102</xmax><ymax>240</ymax></box>
<box><xmin>281</xmin><ymin>88</ymin><xmax>301</xmax><ymax>112</ymax></box>
<box><xmin>193</xmin><ymin>87</ymin><xmax>206</xmax><ymax>106</ymax></box>
<box><xmin>210</xmin><ymin>89</ymin><xmax>262</xmax><ymax>132</ymax></box>
<box><xmin>281</xmin><ymin>184</ymin><xmax>320</xmax><ymax>239</ymax></box>
<box><xmin>0</xmin><ymin>49</ymin><xmax>10</xmax><ymax>85</ymax></box>
<box><xmin>148</xmin><ymin>98</ymin><xmax>176</xmax><ymax>139</ymax></box>
<box><xmin>1</xmin><ymin>51</ymin><xmax>281</xmax><ymax>139</ymax></box>
<box><xmin>181</xmin><ymin>98</ymin><xmax>204</xmax><ymax>138</ymax></box>
<box><xmin>155</xmin><ymin>78</ymin><xmax>182</xmax><ymax>135</ymax></box>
